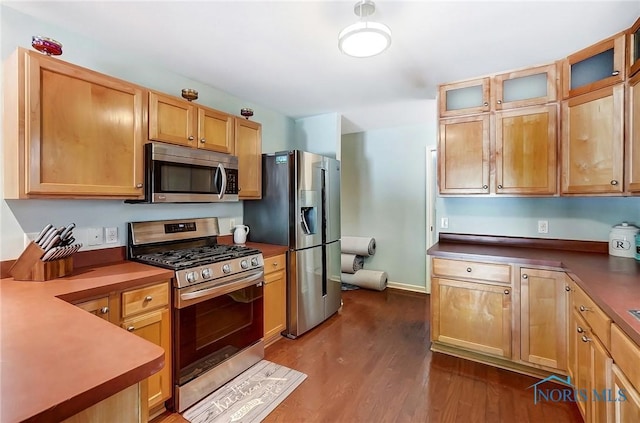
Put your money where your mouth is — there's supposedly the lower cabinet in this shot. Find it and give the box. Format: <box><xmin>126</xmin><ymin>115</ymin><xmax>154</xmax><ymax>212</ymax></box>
<box><xmin>613</xmin><ymin>365</ymin><xmax>640</xmax><ymax>422</ymax></box>
<box><xmin>263</xmin><ymin>254</ymin><xmax>286</xmax><ymax>346</ymax></box>
<box><xmin>74</xmin><ymin>296</ymin><xmax>110</xmax><ymax>321</ymax></box>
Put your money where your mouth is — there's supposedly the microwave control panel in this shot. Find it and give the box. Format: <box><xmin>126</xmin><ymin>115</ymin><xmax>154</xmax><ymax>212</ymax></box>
<box><xmin>226</xmin><ymin>170</ymin><xmax>238</xmax><ymax>194</ymax></box>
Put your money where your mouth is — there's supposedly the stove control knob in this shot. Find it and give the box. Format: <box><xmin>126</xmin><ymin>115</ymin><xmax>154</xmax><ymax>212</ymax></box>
<box><xmin>222</xmin><ymin>264</ymin><xmax>231</xmax><ymax>274</ymax></box>
<box><xmin>251</xmin><ymin>257</ymin><xmax>259</xmax><ymax>267</ymax></box>
<box><xmin>186</xmin><ymin>271</ymin><xmax>198</xmax><ymax>283</ymax></box>
<box><xmin>240</xmin><ymin>259</ymin><xmax>249</xmax><ymax>269</ymax></box>
<box><xmin>201</xmin><ymin>268</ymin><xmax>212</xmax><ymax>279</ymax></box>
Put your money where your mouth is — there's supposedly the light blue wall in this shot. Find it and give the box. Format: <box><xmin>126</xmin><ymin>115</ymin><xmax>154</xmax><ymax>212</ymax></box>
<box><xmin>293</xmin><ymin>113</ymin><xmax>341</xmax><ymax>158</ymax></box>
<box><xmin>0</xmin><ymin>6</ymin><xmax>295</xmax><ymax>259</ymax></box>
<box><xmin>341</xmin><ymin>123</ymin><xmax>437</xmax><ymax>289</ymax></box>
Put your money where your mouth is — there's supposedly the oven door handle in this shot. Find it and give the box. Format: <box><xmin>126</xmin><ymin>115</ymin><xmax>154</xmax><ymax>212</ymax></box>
<box><xmin>177</xmin><ymin>270</ymin><xmax>264</xmax><ymax>307</ymax></box>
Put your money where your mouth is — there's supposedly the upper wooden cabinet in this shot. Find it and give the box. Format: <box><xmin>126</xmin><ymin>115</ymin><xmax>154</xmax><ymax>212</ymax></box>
<box><xmin>493</xmin><ymin>63</ymin><xmax>558</xmax><ymax>110</ymax></box>
<box><xmin>628</xmin><ymin>17</ymin><xmax>640</xmax><ymax>78</ymax></box>
<box><xmin>438</xmin><ymin>78</ymin><xmax>490</xmax><ymax>118</ymax></box>
<box><xmin>149</xmin><ymin>92</ymin><xmax>234</xmax><ymax>154</ymax></box>
<box><xmin>562</xmin><ymin>32</ymin><xmax>626</xmax><ymax>99</ymax></box>
<box><xmin>561</xmin><ymin>84</ymin><xmax>625</xmax><ymax>195</ymax></box>
<box><xmin>235</xmin><ymin>118</ymin><xmax>262</xmax><ymax>199</ymax></box>
<box><xmin>628</xmin><ymin>71</ymin><xmax>640</xmax><ymax>193</ymax></box>
<box><xmin>3</xmin><ymin>48</ymin><xmax>145</xmax><ymax>199</ymax></box>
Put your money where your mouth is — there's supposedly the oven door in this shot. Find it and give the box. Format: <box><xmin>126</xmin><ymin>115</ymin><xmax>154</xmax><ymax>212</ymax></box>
<box><xmin>173</xmin><ymin>270</ymin><xmax>264</xmax><ymax>411</ymax></box>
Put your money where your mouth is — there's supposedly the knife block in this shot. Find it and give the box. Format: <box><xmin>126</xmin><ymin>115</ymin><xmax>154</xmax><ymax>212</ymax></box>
<box><xmin>9</xmin><ymin>241</ymin><xmax>74</xmax><ymax>281</ymax></box>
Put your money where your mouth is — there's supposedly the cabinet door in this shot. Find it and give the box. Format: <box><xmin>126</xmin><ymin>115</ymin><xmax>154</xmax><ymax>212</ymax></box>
<box><xmin>149</xmin><ymin>92</ymin><xmax>196</xmax><ymax>147</ymax></box>
<box><xmin>613</xmin><ymin>365</ymin><xmax>640</xmax><ymax>423</ymax></box>
<box><xmin>561</xmin><ymin>84</ymin><xmax>624</xmax><ymax>194</ymax></box>
<box><xmin>432</xmin><ymin>277</ymin><xmax>511</xmax><ymax>358</ymax></box>
<box><xmin>495</xmin><ymin>105</ymin><xmax>557</xmax><ymax>195</ymax></box>
<box><xmin>562</xmin><ymin>33</ymin><xmax>625</xmax><ymax>99</ymax></box>
<box><xmin>122</xmin><ymin>308</ymin><xmax>171</xmax><ymax>412</ymax></box>
<box><xmin>198</xmin><ymin>107</ymin><xmax>234</xmax><ymax>154</ymax></box>
<box><xmin>438</xmin><ymin>115</ymin><xmax>490</xmax><ymax>194</ymax></box>
<box><xmin>520</xmin><ymin>269</ymin><xmax>568</xmax><ymax>370</ymax></box>
<box><xmin>629</xmin><ymin>17</ymin><xmax>640</xmax><ymax>78</ymax></box>
<box><xmin>235</xmin><ymin>118</ymin><xmax>262</xmax><ymax>199</ymax></box>
<box><xmin>24</xmin><ymin>52</ymin><xmax>144</xmax><ymax>198</ymax></box>
<box><xmin>493</xmin><ymin>63</ymin><xmax>558</xmax><ymax>110</ymax></box>
<box><xmin>263</xmin><ymin>268</ymin><xmax>286</xmax><ymax>345</ymax></box>
<box><xmin>75</xmin><ymin>296</ymin><xmax>110</xmax><ymax>322</ymax></box>
<box><xmin>572</xmin><ymin>310</ymin><xmax>591</xmax><ymax>420</ymax></box>
<box><xmin>590</xmin><ymin>333</ymin><xmax>613</xmax><ymax>423</ymax></box>
<box><xmin>438</xmin><ymin>78</ymin><xmax>490</xmax><ymax>117</ymax></box>
<box><xmin>628</xmin><ymin>72</ymin><xmax>640</xmax><ymax>193</ymax></box>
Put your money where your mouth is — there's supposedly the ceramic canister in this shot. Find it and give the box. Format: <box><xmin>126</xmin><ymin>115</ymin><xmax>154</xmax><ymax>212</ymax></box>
<box><xmin>608</xmin><ymin>222</ymin><xmax>640</xmax><ymax>258</ymax></box>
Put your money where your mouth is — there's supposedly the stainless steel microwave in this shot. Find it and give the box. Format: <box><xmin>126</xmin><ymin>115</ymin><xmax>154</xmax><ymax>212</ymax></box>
<box><xmin>129</xmin><ymin>142</ymin><xmax>239</xmax><ymax>203</ymax></box>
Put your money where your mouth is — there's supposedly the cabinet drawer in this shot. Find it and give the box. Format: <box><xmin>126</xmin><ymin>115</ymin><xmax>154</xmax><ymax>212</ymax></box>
<box><xmin>122</xmin><ymin>282</ymin><xmax>169</xmax><ymax>318</ymax></box>
<box><xmin>573</xmin><ymin>284</ymin><xmax>611</xmax><ymax>348</ymax></box>
<box><xmin>611</xmin><ymin>324</ymin><xmax>640</xmax><ymax>393</ymax></box>
<box><xmin>432</xmin><ymin>258</ymin><xmax>511</xmax><ymax>283</ymax></box>
<box><xmin>264</xmin><ymin>254</ymin><xmax>286</xmax><ymax>275</ymax></box>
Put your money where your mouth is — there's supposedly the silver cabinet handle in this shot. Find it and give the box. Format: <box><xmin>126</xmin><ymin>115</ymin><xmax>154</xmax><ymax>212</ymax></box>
<box><xmin>611</xmin><ymin>180</ymin><xmax>618</xmax><ymax>186</ymax></box>
<box><xmin>188</xmin><ymin>136</ymin><xmax>195</xmax><ymax>141</ymax></box>
<box><xmin>466</xmin><ymin>267</ymin><xmax>472</xmax><ymax>272</ymax></box>
<box><xmin>127</xmin><ymin>326</ymin><xmax>135</xmax><ymax>332</ymax></box>
<box><xmin>136</xmin><ymin>183</ymin><xmax>143</xmax><ymax>188</ymax></box>
<box><xmin>482</xmin><ymin>184</ymin><xmax>488</xmax><ymax>190</ymax></box>
<box><xmin>577</xmin><ymin>327</ymin><xmax>584</xmax><ymax>333</ymax></box>
<box><xmin>497</xmin><ymin>100</ymin><xmax>502</xmax><ymax>104</ymax></box>
<box><xmin>144</xmin><ymin>295</ymin><xmax>153</xmax><ymax>302</ymax></box>
<box><xmin>522</xmin><ymin>274</ymin><xmax>528</xmax><ymax>280</ymax></box>
<box><xmin>100</xmin><ymin>306</ymin><xmax>109</xmax><ymax>314</ymax></box>
<box><xmin>504</xmin><ymin>289</ymin><xmax>510</xmax><ymax>295</ymax></box>
<box><xmin>579</xmin><ymin>305</ymin><xmax>590</xmax><ymax>312</ymax></box>
<box><xmin>581</xmin><ymin>335</ymin><xmax>591</xmax><ymax>343</ymax></box>
<box><xmin>565</xmin><ymin>285</ymin><xmax>571</xmax><ymax>292</ymax></box>
<box><xmin>200</xmin><ymin>138</ymin><xmax>206</xmax><ymax>144</ymax></box>
<box><xmin>497</xmin><ymin>184</ymin><xmax>503</xmax><ymax>189</ymax></box>
<box><xmin>612</xmin><ymin>70</ymin><xmax>620</xmax><ymax>76</ymax></box>
<box><xmin>483</xmin><ymin>102</ymin><xmax>489</xmax><ymax>106</ymax></box>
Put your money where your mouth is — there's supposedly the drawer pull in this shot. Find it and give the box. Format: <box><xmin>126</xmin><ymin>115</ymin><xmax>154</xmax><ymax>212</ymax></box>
<box><xmin>581</xmin><ymin>335</ymin><xmax>591</xmax><ymax>343</ymax></box>
<box><xmin>577</xmin><ymin>327</ymin><xmax>584</xmax><ymax>333</ymax></box>
<box><xmin>127</xmin><ymin>326</ymin><xmax>135</xmax><ymax>332</ymax></box>
<box><xmin>579</xmin><ymin>305</ymin><xmax>590</xmax><ymax>312</ymax></box>
<box><xmin>522</xmin><ymin>274</ymin><xmax>528</xmax><ymax>280</ymax></box>
<box><xmin>612</xmin><ymin>70</ymin><xmax>620</xmax><ymax>76</ymax></box>
<box><xmin>272</xmin><ymin>262</ymin><xmax>278</xmax><ymax>267</ymax></box>
<box><xmin>99</xmin><ymin>306</ymin><xmax>109</xmax><ymax>314</ymax></box>
<box><xmin>504</xmin><ymin>289</ymin><xmax>510</xmax><ymax>295</ymax></box>
<box><xmin>466</xmin><ymin>267</ymin><xmax>472</xmax><ymax>273</ymax></box>
<box><xmin>144</xmin><ymin>295</ymin><xmax>153</xmax><ymax>302</ymax></box>
<box><xmin>565</xmin><ymin>285</ymin><xmax>571</xmax><ymax>292</ymax></box>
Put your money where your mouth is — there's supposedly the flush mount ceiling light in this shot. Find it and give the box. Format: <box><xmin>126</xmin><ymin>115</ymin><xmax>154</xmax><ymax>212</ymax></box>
<box><xmin>338</xmin><ymin>0</ymin><xmax>391</xmax><ymax>58</ymax></box>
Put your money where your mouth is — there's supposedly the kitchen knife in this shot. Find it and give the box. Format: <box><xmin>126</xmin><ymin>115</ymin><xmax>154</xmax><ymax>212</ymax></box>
<box><xmin>42</xmin><ymin>235</ymin><xmax>60</xmax><ymax>252</ymax></box>
<box><xmin>59</xmin><ymin>223</ymin><xmax>76</xmax><ymax>241</ymax></box>
<box><xmin>60</xmin><ymin>236</ymin><xmax>75</xmax><ymax>247</ymax></box>
<box><xmin>38</xmin><ymin>228</ymin><xmax>58</xmax><ymax>248</ymax></box>
<box><xmin>51</xmin><ymin>247</ymin><xmax>66</xmax><ymax>260</ymax></box>
<box><xmin>42</xmin><ymin>247</ymin><xmax>59</xmax><ymax>261</ymax></box>
<box><xmin>34</xmin><ymin>224</ymin><xmax>53</xmax><ymax>245</ymax></box>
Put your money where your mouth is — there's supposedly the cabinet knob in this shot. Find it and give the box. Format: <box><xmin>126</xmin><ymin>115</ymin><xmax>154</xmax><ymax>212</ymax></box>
<box><xmin>127</xmin><ymin>326</ymin><xmax>135</xmax><ymax>332</ymax></box>
<box><xmin>272</xmin><ymin>262</ymin><xmax>278</xmax><ymax>267</ymax></box>
<box><xmin>577</xmin><ymin>327</ymin><xmax>584</xmax><ymax>333</ymax></box>
<box><xmin>200</xmin><ymin>138</ymin><xmax>206</xmax><ymax>144</ymax></box>
<box><xmin>100</xmin><ymin>306</ymin><xmax>109</xmax><ymax>314</ymax></box>
<box><xmin>482</xmin><ymin>185</ymin><xmax>488</xmax><ymax>190</ymax></box>
<box><xmin>497</xmin><ymin>100</ymin><xmax>502</xmax><ymax>104</ymax></box>
<box><xmin>144</xmin><ymin>295</ymin><xmax>153</xmax><ymax>302</ymax></box>
<box><xmin>238</xmin><ymin>187</ymin><xmax>242</xmax><ymax>191</ymax></box>
<box><xmin>466</xmin><ymin>267</ymin><xmax>472</xmax><ymax>272</ymax></box>
<box><xmin>579</xmin><ymin>305</ymin><xmax>590</xmax><ymax>312</ymax></box>
<box><xmin>504</xmin><ymin>289</ymin><xmax>510</xmax><ymax>295</ymax></box>
<box><xmin>610</xmin><ymin>180</ymin><xmax>618</xmax><ymax>186</ymax></box>
<box><xmin>565</xmin><ymin>285</ymin><xmax>571</xmax><ymax>292</ymax></box>
<box><xmin>497</xmin><ymin>184</ymin><xmax>503</xmax><ymax>189</ymax></box>
<box><xmin>136</xmin><ymin>183</ymin><xmax>143</xmax><ymax>188</ymax></box>
<box><xmin>612</xmin><ymin>70</ymin><xmax>620</xmax><ymax>76</ymax></box>
<box><xmin>483</xmin><ymin>102</ymin><xmax>489</xmax><ymax>107</ymax></box>
<box><xmin>581</xmin><ymin>335</ymin><xmax>591</xmax><ymax>343</ymax></box>
<box><xmin>188</xmin><ymin>136</ymin><xmax>195</xmax><ymax>141</ymax></box>
<box><xmin>522</xmin><ymin>274</ymin><xmax>528</xmax><ymax>279</ymax></box>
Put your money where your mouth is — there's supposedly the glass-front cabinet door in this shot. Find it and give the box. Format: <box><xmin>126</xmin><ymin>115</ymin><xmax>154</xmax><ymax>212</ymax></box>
<box><xmin>562</xmin><ymin>33</ymin><xmax>625</xmax><ymax>98</ymax></box>
<box><xmin>492</xmin><ymin>63</ymin><xmax>558</xmax><ymax>110</ymax></box>
<box><xmin>438</xmin><ymin>78</ymin><xmax>490</xmax><ymax>117</ymax></box>
<box><xmin>628</xmin><ymin>17</ymin><xmax>640</xmax><ymax>78</ymax></box>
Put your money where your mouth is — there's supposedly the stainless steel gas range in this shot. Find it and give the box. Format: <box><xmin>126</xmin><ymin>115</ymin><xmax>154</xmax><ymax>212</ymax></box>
<box><xmin>127</xmin><ymin>217</ymin><xmax>265</xmax><ymax>413</ymax></box>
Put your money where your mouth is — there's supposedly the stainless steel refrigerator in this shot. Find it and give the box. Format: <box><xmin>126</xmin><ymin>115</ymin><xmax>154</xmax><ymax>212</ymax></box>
<box><xmin>243</xmin><ymin>150</ymin><xmax>341</xmax><ymax>338</ymax></box>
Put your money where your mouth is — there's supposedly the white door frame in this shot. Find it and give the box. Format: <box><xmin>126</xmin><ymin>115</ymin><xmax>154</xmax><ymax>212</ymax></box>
<box><xmin>425</xmin><ymin>147</ymin><xmax>437</xmax><ymax>294</ymax></box>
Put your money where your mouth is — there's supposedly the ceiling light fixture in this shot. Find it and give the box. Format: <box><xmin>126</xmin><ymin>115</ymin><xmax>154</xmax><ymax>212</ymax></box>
<box><xmin>338</xmin><ymin>0</ymin><xmax>391</xmax><ymax>58</ymax></box>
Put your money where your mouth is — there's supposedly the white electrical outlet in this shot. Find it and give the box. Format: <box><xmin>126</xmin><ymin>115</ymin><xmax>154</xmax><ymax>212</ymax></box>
<box><xmin>105</xmin><ymin>227</ymin><xmax>118</xmax><ymax>244</ymax></box>
<box><xmin>441</xmin><ymin>217</ymin><xmax>449</xmax><ymax>229</ymax></box>
<box><xmin>538</xmin><ymin>220</ymin><xmax>549</xmax><ymax>234</ymax></box>
<box><xmin>88</xmin><ymin>227</ymin><xmax>104</xmax><ymax>246</ymax></box>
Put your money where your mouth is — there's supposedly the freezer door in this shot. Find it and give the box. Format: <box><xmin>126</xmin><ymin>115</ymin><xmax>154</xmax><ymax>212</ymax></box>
<box><xmin>324</xmin><ymin>157</ymin><xmax>341</xmax><ymax>244</ymax></box>
<box><xmin>294</xmin><ymin>151</ymin><xmax>324</xmax><ymax>249</ymax></box>
<box><xmin>325</xmin><ymin>240</ymin><xmax>342</xmax><ymax>318</ymax></box>
<box><xmin>286</xmin><ymin>246</ymin><xmax>325</xmax><ymax>337</ymax></box>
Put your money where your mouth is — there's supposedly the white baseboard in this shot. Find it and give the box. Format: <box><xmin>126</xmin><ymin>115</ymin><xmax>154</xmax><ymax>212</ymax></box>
<box><xmin>386</xmin><ymin>280</ymin><xmax>429</xmax><ymax>294</ymax></box>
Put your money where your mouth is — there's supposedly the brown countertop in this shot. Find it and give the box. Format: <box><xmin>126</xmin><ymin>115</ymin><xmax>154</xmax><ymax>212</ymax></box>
<box><xmin>428</xmin><ymin>239</ymin><xmax>640</xmax><ymax>346</ymax></box>
<box><xmin>0</xmin><ymin>261</ymin><xmax>174</xmax><ymax>423</ymax></box>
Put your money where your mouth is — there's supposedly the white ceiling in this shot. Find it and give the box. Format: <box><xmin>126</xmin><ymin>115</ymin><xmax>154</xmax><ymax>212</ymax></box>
<box><xmin>5</xmin><ymin>1</ymin><xmax>640</xmax><ymax>134</ymax></box>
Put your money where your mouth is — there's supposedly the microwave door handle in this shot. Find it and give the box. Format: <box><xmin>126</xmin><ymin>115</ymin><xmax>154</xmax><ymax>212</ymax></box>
<box><xmin>218</xmin><ymin>164</ymin><xmax>227</xmax><ymax>199</ymax></box>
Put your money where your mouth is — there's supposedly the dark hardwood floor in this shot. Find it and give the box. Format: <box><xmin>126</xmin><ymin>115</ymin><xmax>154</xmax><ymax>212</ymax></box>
<box><xmin>152</xmin><ymin>288</ymin><xmax>583</xmax><ymax>423</ymax></box>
